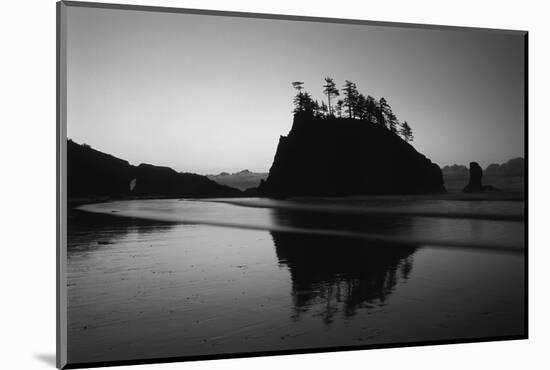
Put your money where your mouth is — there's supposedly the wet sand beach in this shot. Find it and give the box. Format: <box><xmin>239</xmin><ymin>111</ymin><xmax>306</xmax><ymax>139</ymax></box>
<box><xmin>67</xmin><ymin>197</ymin><xmax>525</xmax><ymax>364</ymax></box>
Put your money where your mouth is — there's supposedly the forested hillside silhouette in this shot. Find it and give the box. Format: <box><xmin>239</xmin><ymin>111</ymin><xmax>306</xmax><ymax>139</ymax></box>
<box><xmin>291</xmin><ymin>78</ymin><xmax>414</xmax><ymax>142</ymax></box>
<box><xmin>67</xmin><ymin>140</ymin><xmax>242</xmax><ymax>199</ymax></box>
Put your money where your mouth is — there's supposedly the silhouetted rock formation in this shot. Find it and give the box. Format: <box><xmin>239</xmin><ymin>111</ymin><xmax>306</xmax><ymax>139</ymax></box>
<box><xmin>462</xmin><ymin>161</ymin><xmax>500</xmax><ymax>193</ymax></box>
<box><xmin>67</xmin><ymin>140</ymin><xmax>134</xmax><ymax>198</ymax></box>
<box><xmin>462</xmin><ymin>162</ymin><xmax>484</xmax><ymax>193</ymax></box>
<box><xmin>67</xmin><ymin>140</ymin><xmax>242</xmax><ymax>199</ymax></box>
<box><xmin>259</xmin><ymin>114</ymin><xmax>445</xmax><ymax>197</ymax></box>
<box><xmin>442</xmin><ymin>158</ymin><xmax>524</xmax><ymax>192</ymax></box>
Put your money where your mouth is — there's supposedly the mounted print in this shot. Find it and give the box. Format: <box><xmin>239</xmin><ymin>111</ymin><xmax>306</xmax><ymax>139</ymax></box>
<box><xmin>57</xmin><ymin>1</ymin><xmax>527</xmax><ymax>368</ymax></box>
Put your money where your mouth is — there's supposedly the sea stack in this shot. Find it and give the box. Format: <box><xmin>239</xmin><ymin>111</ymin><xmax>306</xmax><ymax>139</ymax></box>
<box><xmin>462</xmin><ymin>162</ymin><xmax>484</xmax><ymax>193</ymax></box>
<box><xmin>258</xmin><ymin>114</ymin><xmax>446</xmax><ymax>197</ymax></box>
<box><xmin>462</xmin><ymin>161</ymin><xmax>500</xmax><ymax>193</ymax></box>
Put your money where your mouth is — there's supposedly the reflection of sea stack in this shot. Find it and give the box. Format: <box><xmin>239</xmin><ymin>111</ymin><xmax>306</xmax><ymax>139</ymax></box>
<box><xmin>271</xmin><ymin>231</ymin><xmax>417</xmax><ymax>323</ymax></box>
<box><xmin>259</xmin><ymin>114</ymin><xmax>446</xmax><ymax>197</ymax></box>
<box><xmin>462</xmin><ymin>162</ymin><xmax>484</xmax><ymax>193</ymax></box>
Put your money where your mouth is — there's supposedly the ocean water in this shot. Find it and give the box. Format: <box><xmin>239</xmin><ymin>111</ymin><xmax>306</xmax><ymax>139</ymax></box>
<box><xmin>66</xmin><ymin>198</ymin><xmax>525</xmax><ymax>364</ymax></box>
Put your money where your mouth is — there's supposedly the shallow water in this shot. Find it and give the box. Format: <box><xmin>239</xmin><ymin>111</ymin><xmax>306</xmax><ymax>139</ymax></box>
<box><xmin>67</xmin><ymin>198</ymin><xmax>525</xmax><ymax>364</ymax></box>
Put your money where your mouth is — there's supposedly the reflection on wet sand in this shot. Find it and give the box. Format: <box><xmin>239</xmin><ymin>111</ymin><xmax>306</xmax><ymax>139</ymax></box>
<box><xmin>270</xmin><ymin>208</ymin><xmax>418</xmax><ymax>324</ymax></box>
<box><xmin>68</xmin><ymin>209</ymin><xmax>176</xmax><ymax>253</ymax></box>
<box><xmin>66</xmin><ymin>199</ymin><xmax>525</xmax><ymax>365</ymax></box>
<box><xmin>273</xmin><ymin>232</ymin><xmax>416</xmax><ymax>324</ymax></box>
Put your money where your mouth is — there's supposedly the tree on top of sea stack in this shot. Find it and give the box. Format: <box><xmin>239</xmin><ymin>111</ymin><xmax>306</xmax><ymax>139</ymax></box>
<box><xmin>291</xmin><ymin>81</ymin><xmax>315</xmax><ymax>116</ymax></box>
<box><xmin>322</xmin><ymin>77</ymin><xmax>340</xmax><ymax>117</ymax></box>
<box><xmin>335</xmin><ymin>99</ymin><xmax>344</xmax><ymax>118</ymax></box>
<box><xmin>289</xmin><ymin>77</ymin><xmax>413</xmax><ymax>143</ymax></box>
<box><xmin>342</xmin><ymin>80</ymin><xmax>359</xmax><ymax>119</ymax></box>
<box><xmin>377</xmin><ymin>97</ymin><xmax>389</xmax><ymax>128</ymax></box>
<box><xmin>400</xmin><ymin>121</ymin><xmax>414</xmax><ymax>142</ymax></box>
<box><xmin>291</xmin><ymin>81</ymin><xmax>304</xmax><ymax>92</ymax></box>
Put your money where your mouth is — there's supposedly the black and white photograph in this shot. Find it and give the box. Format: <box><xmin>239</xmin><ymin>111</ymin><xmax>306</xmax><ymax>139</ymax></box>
<box><xmin>57</xmin><ymin>1</ymin><xmax>526</xmax><ymax>368</ymax></box>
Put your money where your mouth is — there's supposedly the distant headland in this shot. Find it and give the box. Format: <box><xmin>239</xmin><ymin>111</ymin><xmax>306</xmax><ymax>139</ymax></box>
<box><xmin>67</xmin><ymin>139</ymin><xmax>243</xmax><ymax>202</ymax></box>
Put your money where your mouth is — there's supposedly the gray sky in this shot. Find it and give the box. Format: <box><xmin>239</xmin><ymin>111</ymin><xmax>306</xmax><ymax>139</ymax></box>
<box><xmin>67</xmin><ymin>6</ymin><xmax>525</xmax><ymax>174</ymax></box>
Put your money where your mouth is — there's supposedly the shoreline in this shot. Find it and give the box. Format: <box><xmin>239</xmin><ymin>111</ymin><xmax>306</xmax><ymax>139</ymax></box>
<box><xmin>73</xmin><ymin>196</ymin><xmax>525</xmax><ymax>254</ymax></box>
<box><xmin>68</xmin><ymin>190</ymin><xmax>524</xmax><ymax>208</ymax></box>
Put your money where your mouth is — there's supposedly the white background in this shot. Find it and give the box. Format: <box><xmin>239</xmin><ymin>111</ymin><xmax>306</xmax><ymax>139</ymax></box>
<box><xmin>1</xmin><ymin>0</ymin><xmax>547</xmax><ymax>369</ymax></box>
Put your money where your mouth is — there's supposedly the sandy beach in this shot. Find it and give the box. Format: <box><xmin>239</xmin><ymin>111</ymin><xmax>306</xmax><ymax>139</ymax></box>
<box><xmin>67</xmin><ymin>198</ymin><xmax>525</xmax><ymax>364</ymax></box>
